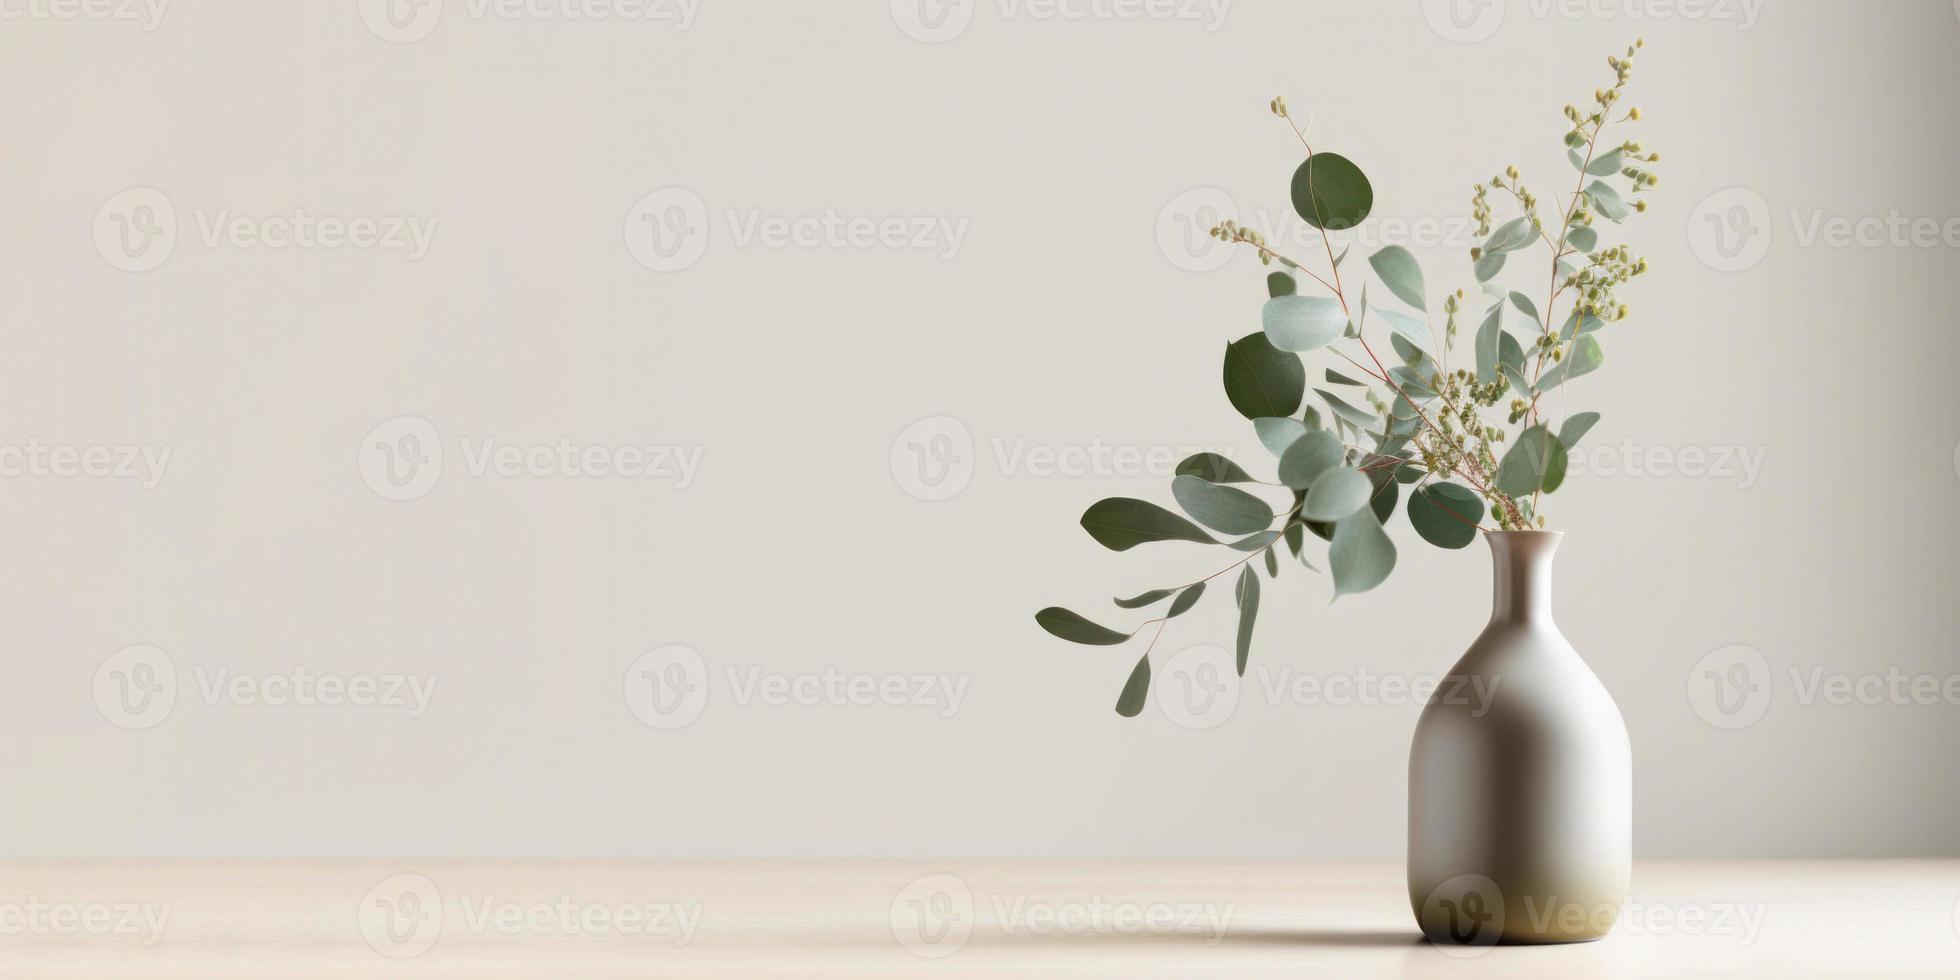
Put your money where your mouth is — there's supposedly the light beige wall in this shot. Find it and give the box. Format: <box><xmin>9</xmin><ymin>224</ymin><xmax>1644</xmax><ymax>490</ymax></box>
<box><xmin>0</xmin><ymin>0</ymin><xmax>1955</xmax><ymax>858</ymax></box>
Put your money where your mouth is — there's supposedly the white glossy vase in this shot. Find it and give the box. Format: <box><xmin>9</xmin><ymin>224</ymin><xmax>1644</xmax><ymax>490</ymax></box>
<box><xmin>1408</xmin><ymin>530</ymin><xmax>1631</xmax><ymax>945</ymax></box>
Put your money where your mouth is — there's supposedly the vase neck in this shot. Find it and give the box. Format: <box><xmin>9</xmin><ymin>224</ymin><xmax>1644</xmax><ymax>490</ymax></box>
<box><xmin>1487</xmin><ymin>531</ymin><xmax>1561</xmax><ymax>627</ymax></box>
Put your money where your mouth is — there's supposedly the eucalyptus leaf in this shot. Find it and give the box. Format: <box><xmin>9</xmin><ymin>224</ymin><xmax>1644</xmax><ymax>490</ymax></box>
<box><xmin>1254</xmin><ymin>416</ymin><xmax>1309</xmax><ymax>456</ymax></box>
<box><xmin>1500</xmin><ymin>362</ymin><xmax>1532</xmax><ymax>398</ymax></box>
<box><xmin>1175</xmin><ymin>452</ymin><xmax>1254</xmax><ymax>484</ymax></box>
<box><xmin>1262</xmin><ymin>295</ymin><xmax>1347</xmax><ymax>352</ymax></box>
<box><xmin>1407</xmin><ymin>482</ymin><xmax>1483</xmax><ymax>549</ymax></box>
<box><xmin>1290</xmin><ymin>152</ymin><xmax>1374</xmax><ymax>231</ymax></box>
<box><xmin>1392</xmin><ymin>332</ymin><xmax>1437</xmax><ymax>375</ymax></box>
<box><xmin>1375</xmin><ymin>307</ymin><xmax>1432</xmax><ymax>348</ymax></box>
<box><xmin>1081</xmin><ymin>498</ymin><xmax>1216</xmax><ymax>551</ymax></box>
<box><xmin>1508</xmin><ymin>291</ymin><xmax>1540</xmax><ymax>324</ymax></box>
<box><xmin>1113</xmin><ymin>588</ymin><xmax>1175</xmax><ymax>609</ymax></box>
<box><xmin>1266</xmin><ymin>271</ymin><xmax>1297</xmax><ymax>298</ymax></box>
<box><xmin>1368</xmin><ymin>245</ymin><xmax>1426</xmax><ymax>311</ymax></box>
<box><xmin>1494</xmin><ymin>425</ymin><xmax>1569</xmax><ymax>496</ymax></box>
<box><xmin>1585</xmin><ymin>147</ymin><xmax>1626</xmax><ymax>176</ymax></box>
<box><xmin>1485</xmin><ymin>216</ymin><xmax>1536</xmax><ymax>254</ymax></box>
<box><xmin>1559</xmin><ymin>411</ymin><xmax>1601</xmax><ymax>450</ymax></box>
<box><xmin>1366</xmin><ymin>466</ymin><xmax>1400</xmax><ymax>523</ymax></box>
<box><xmin>1223</xmin><ymin>333</ymin><xmax>1306</xmax><ymax>420</ymax></box>
<box><xmin>1264</xmin><ymin>546</ymin><xmax>1279</xmax><ymax>578</ymax></box>
<box><xmin>1302</xmin><ymin>466</ymin><xmax>1373</xmax><ymax>521</ymax></box>
<box><xmin>1586</xmin><ymin>179</ymin><xmax>1632</xmax><ymax>221</ymax></box>
<box><xmin>1387</xmin><ymin>365</ymin><xmax>1436</xmax><ymax>400</ymax></box>
<box><xmin>1167</xmin><ymin>582</ymin><xmax>1206</xmax><ymax>618</ymax></box>
<box><xmin>1036</xmin><ymin>607</ymin><xmax>1131</xmax><ymax>645</ymax></box>
<box><xmin>1115</xmin><ymin>655</ymin><xmax>1150</xmax><ymax>717</ymax></box>
<box><xmin>1317</xmin><ymin>389</ymin><xmax>1379</xmax><ymax>433</ymax></box>
<box><xmin>1537</xmin><ymin>335</ymin><xmax>1604</xmax><ymax>392</ymax></box>
<box><xmin>1234</xmin><ymin>566</ymin><xmax>1259</xmax><ymax>675</ymax></box>
<box><xmin>1226</xmin><ymin>529</ymin><xmax>1282</xmax><ymax>552</ymax></box>
<box><xmin>1277</xmin><ymin>430</ymin><xmax>1345</xmax><ymax>490</ymax></box>
<box><xmin>1567</xmin><ymin>224</ymin><xmax>1598</xmax><ymax>253</ymax></box>
<box><xmin>1498</xmin><ymin>330</ymin><xmax>1525</xmax><ymax>378</ymax></box>
<box><xmin>1172</xmin><ymin>474</ymin><xmax>1273</xmax><ymax>535</ymax></box>
<box><xmin>1474</xmin><ymin>250</ymin><xmax>1507</xmax><ymax>283</ymax></box>
<box><xmin>1329</xmin><ymin>510</ymin><xmax>1396</xmax><ymax>597</ymax></box>
<box><xmin>1474</xmin><ymin>305</ymin><xmax>1502</xmax><ymax>383</ymax></box>
<box><xmin>1325</xmin><ymin>369</ymin><xmax>1365</xmax><ymax>386</ymax></box>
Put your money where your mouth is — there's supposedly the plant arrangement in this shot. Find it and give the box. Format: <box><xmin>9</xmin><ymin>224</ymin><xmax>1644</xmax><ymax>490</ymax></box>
<box><xmin>1035</xmin><ymin>42</ymin><xmax>1659</xmax><ymax>715</ymax></box>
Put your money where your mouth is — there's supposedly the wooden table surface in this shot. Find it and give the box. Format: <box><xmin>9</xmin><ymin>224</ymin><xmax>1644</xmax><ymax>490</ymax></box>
<box><xmin>0</xmin><ymin>860</ymin><xmax>1954</xmax><ymax>977</ymax></box>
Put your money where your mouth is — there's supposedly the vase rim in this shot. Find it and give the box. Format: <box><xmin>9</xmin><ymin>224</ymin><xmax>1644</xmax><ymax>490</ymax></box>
<box><xmin>1482</xmin><ymin>529</ymin><xmax>1565</xmax><ymax>537</ymax></box>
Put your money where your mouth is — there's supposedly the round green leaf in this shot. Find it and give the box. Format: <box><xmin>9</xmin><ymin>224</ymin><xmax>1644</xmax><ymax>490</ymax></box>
<box><xmin>1290</xmin><ymin>152</ymin><xmax>1373</xmax><ymax>231</ymax></box>
<box><xmin>1407</xmin><ymin>482</ymin><xmax>1482</xmax><ymax>549</ymax></box>
<box><xmin>1222</xmin><ymin>333</ymin><xmax>1306</xmax><ymax>421</ymax></box>
<box><xmin>1266</xmin><ymin>271</ymin><xmax>1297</xmax><ymax>298</ymax></box>
<box><xmin>1302</xmin><ymin>466</ymin><xmax>1372</xmax><ymax>521</ymax></box>
<box><xmin>1172</xmin><ymin>475</ymin><xmax>1273</xmax><ymax>536</ymax></box>
<box><xmin>1277</xmin><ymin>430</ymin><xmax>1345</xmax><ymax>490</ymax></box>
<box><xmin>1329</xmin><ymin>511</ymin><xmax>1397</xmax><ymax>597</ymax></box>
<box><xmin>1262</xmin><ymin>295</ymin><xmax>1347</xmax><ymax>352</ymax></box>
<box><xmin>1494</xmin><ymin>426</ymin><xmax>1569</xmax><ymax>497</ymax></box>
<box><xmin>1254</xmin><ymin>416</ymin><xmax>1308</xmax><ymax>457</ymax></box>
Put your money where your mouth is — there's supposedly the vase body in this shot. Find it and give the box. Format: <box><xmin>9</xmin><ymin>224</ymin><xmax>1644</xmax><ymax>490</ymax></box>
<box><xmin>1408</xmin><ymin>531</ymin><xmax>1630</xmax><ymax>945</ymax></box>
